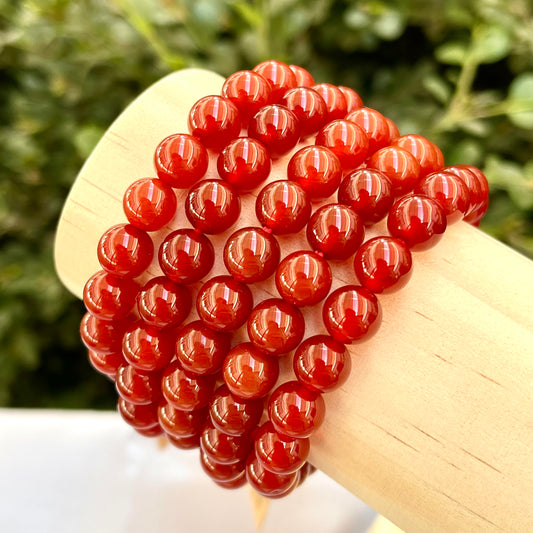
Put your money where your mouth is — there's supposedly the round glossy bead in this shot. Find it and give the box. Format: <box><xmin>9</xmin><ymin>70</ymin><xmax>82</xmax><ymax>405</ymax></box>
<box><xmin>188</xmin><ymin>95</ymin><xmax>241</xmax><ymax>152</ymax></box>
<box><xmin>306</xmin><ymin>203</ymin><xmax>365</xmax><ymax>260</ymax></box>
<box><xmin>175</xmin><ymin>320</ymin><xmax>231</xmax><ymax>376</ymax></box>
<box><xmin>118</xmin><ymin>398</ymin><xmax>159</xmax><ymax>430</ymax></box>
<box><xmin>445</xmin><ymin>165</ymin><xmax>488</xmax><ymax>223</ymax></box>
<box><xmin>391</xmin><ymin>134</ymin><xmax>444</xmax><ymax>177</ymax></box>
<box><xmin>167</xmin><ymin>433</ymin><xmax>200</xmax><ymax>450</ymax></box>
<box><xmin>196</xmin><ymin>276</ymin><xmax>253</xmax><ymax>332</ymax></box>
<box><xmin>248</xmin><ymin>105</ymin><xmax>300</xmax><ymax>157</ymax></box>
<box><xmin>367</xmin><ymin>146</ymin><xmax>421</xmax><ymax>195</ymax></box>
<box><xmin>200</xmin><ymin>450</ymin><xmax>246</xmax><ymax>482</ymax></box>
<box><xmin>217</xmin><ymin>137</ymin><xmax>271</xmax><ymax>192</ymax></box>
<box><xmin>246</xmin><ymin>452</ymin><xmax>299</xmax><ymax>498</ymax></box>
<box><xmin>338</xmin><ymin>169</ymin><xmax>394</xmax><ymax>225</ymax></box>
<box><xmin>223</xmin><ymin>227</ymin><xmax>280</xmax><ymax>283</ymax></box>
<box><xmin>338</xmin><ymin>86</ymin><xmax>363</xmax><ymax>113</ymax></box>
<box><xmin>354</xmin><ymin>237</ymin><xmax>413</xmax><ymax>293</ymax></box>
<box><xmin>311</xmin><ymin>83</ymin><xmax>348</xmax><ymax>121</ymax></box>
<box><xmin>268</xmin><ymin>381</ymin><xmax>326</xmax><ymax>438</ymax></box>
<box><xmin>115</xmin><ymin>364</ymin><xmax>161</xmax><ymax>405</ymax></box>
<box><xmin>161</xmin><ymin>360</ymin><xmax>216</xmax><ymax>411</ymax></box>
<box><xmin>315</xmin><ymin>119</ymin><xmax>369</xmax><ymax>171</ymax></box>
<box><xmin>387</xmin><ymin>195</ymin><xmax>447</xmax><ymax>250</ymax></box>
<box><xmin>346</xmin><ymin>107</ymin><xmax>390</xmax><ymax>154</ymax></box>
<box><xmin>293</xmin><ymin>334</ymin><xmax>350</xmax><ymax>393</ymax></box>
<box><xmin>221</xmin><ymin>70</ymin><xmax>272</xmax><ymax>120</ymax></box>
<box><xmin>136</xmin><ymin>424</ymin><xmax>163</xmax><ymax>438</ymax></box>
<box><xmin>209</xmin><ymin>384</ymin><xmax>264</xmax><ymax>437</ymax></box>
<box><xmin>80</xmin><ymin>312</ymin><xmax>130</xmax><ymax>354</ymax></box>
<box><xmin>255</xmin><ymin>180</ymin><xmax>311</xmax><ymax>234</ymax></box>
<box><xmin>275</xmin><ymin>251</ymin><xmax>332</xmax><ymax>307</ymax></box>
<box><xmin>159</xmin><ymin>229</ymin><xmax>214</xmax><ymax>284</ymax></box>
<box><xmin>87</xmin><ymin>349</ymin><xmax>125</xmax><ymax>378</ymax></box>
<box><xmin>215</xmin><ymin>471</ymin><xmax>247</xmax><ymax>490</ymax></box>
<box><xmin>158</xmin><ymin>402</ymin><xmax>208</xmax><ymax>438</ymax></box>
<box><xmin>255</xmin><ymin>421</ymin><xmax>309</xmax><ymax>474</ymax></box>
<box><xmin>185</xmin><ymin>179</ymin><xmax>240</xmax><ymax>234</ymax></box>
<box><xmin>289</xmin><ymin>64</ymin><xmax>315</xmax><ymax>87</ymax></box>
<box><xmin>223</xmin><ymin>342</ymin><xmax>279</xmax><ymax>400</ymax></box>
<box><xmin>386</xmin><ymin>117</ymin><xmax>400</xmax><ymax>141</ymax></box>
<box><xmin>154</xmin><ymin>133</ymin><xmax>209</xmax><ymax>189</ymax></box>
<box><xmin>287</xmin><ymin>146</ymin><xmax>342</xmax><ymax>201</ymax></box>
<box><xmin>247</xmin><ymin>298</ymin><xmax>305</xmax><ymax>356</ymax></box>
<box><xmin>322</xmin><ymin>285</ymin><xmax>381</xmax><ymax>344</ymax></box>
<box><xmin>97</xmin><ymin>224</ymin><xmax>153</xmax><ymax>278</ymax></box>
<box><xmin>200</xmin><ymin>421</ymin><xmax>252</xmax><ymax>465</ymax></box>
<box><xmin>279</xmin><ymin>87</ymin><xmax>327</xmax><ymax>137</ymax></box>
<box><xmin>253</xmin><ymin>60</ymin><xmax>297</xmax><ymax>102</ymax></box>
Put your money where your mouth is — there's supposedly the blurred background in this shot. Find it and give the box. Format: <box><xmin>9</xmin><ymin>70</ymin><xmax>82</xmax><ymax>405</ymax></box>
<box><xmin>1</xmin><ymin>0</ymin><xmax>532</xmax><ymax>410</ymax></box>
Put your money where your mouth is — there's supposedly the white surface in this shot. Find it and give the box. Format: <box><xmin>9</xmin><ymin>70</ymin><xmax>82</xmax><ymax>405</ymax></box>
<box><xmin>0</xmin><ymin>409</ymin><xmax>376</xmax><ymax>533</ymax></box>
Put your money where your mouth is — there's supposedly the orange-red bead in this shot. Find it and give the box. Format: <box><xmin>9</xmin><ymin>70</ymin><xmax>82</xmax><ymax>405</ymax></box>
<box><xmin>346</xmin><ymin>107</ymin><xmax>390</xmax><ymax>154</ymax></box>
<box><xmin>279</xmin><ymin>87</ymin><xmax>327</xmax><ymax>137</ymax></box>
<box><xmin>253</xmin><ymin>60</ymin><xmax>297</xmax><ymax>102</ymax></box>
<box><xmin>312</xmin><ymin>83</ymin><xmax>348</xmax><ymax>121</ymax></box>
<box><xmin>222</xmin><ymin>70</ymin><xmax>272</xmax><ymax>121</ymax></box>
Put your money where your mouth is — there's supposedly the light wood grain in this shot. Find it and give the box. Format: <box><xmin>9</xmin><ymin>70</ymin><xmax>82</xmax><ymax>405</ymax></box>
<box><xmin>54</xmin><ymin>69</ymin><xmax>533</xmax><ymax>533</ymax></box>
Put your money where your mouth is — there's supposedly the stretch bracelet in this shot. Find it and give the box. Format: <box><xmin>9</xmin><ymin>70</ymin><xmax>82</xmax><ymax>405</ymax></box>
<box><xmin>80</xmin><ymin>60</ymin><xmax>489</xmax><ymax>499</ymax></box>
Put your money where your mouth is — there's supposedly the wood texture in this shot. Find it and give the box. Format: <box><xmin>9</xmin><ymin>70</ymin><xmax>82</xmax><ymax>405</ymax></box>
<box><xmin>54</xmin><ymin>69</ymin><xmax>533</xmax><ymax>533</ymax></box>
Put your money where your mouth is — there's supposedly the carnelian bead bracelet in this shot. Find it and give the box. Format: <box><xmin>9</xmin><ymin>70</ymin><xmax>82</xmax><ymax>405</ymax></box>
<box><xmin>80</xmin><ymin>60</ymin><xmax>489</xmax><ymax>500</ymax></box>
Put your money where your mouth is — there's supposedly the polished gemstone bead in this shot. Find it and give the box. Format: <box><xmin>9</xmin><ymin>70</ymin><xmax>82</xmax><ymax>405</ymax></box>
<box><xmin>387</xmin><ymin>194</ymin><xmax>447</xmax><ymax>250</ymax></box>
<box><xmin>386</xmin><ymin>117</ymin><xmax>400</xmax><ymax>141</ymax></box>
<box><xmin>158</xmin><ymin>229</ymin><xmax>214</xmax><ymax>284</ymax></box>
<box><xmin>246</xmin><ymin>451</ymin><xmax>299</xmax><ymax>498</ymax></box>
<box><xmin>158</xmin><ymin>402</ymin><xmax>208</xmax><ymax>438</ymax></box>
<box><xmin>167</xmin><ymin>432</ymin><xmax>200</xmax><ymax>450</ymax></box>
<box><xmin>354</xmin><ymin>237</ymin><xmax>413</xmax><ymax>293</ymax></box>
<box><xmin>268</xmin><ymin>381</ymin><xmax>326</xmax><ymax>438</ymax></box>
<box><xmin>222</xmin><ymin>70</ymin><xmax>272</xmax><ymax>121</ymax></box>
<box><xmin>248</xmin><ymin>105</ymin><xmax>300</xmax><ymax>157</ymax></box>
<box><xmin>255</xmin><ymin>180</ymin><xmax>311</xmax><ymax>234</ymax></box>
<box><xmin>83</xmin><ymin>270</ymin><xmax>139</xmax><ymax>320</ymax></box>
<box><xmin>200</xmin><ymin>450</ymin><xmax>246</xmax><ymax>482</ymax></box>
<box><xmin>118</xmin><ymin>398</ymin><xmax>159</xmax><ymax>429</ymax></box>
<box><xmin>293</xmin><ymin>334</ymin><xmax>351</xmax><ymax>393</ymax></box>
<box><xmin>196</xmin><ymin>276</ymin><xmax>253</xmax><ymax>332</ymax></box>
<box><xmin>275</xmin><ymin>251</ymin><xmax>332</xmax><ymax>307</ymax></box>
<box><xmin>306</xmin><ymin>203</ymin><xmax>365</xmax><ymax>260</ymax></box>
<box><xmin>287</xmin><ymin>146</ymin><xmax>342</xmax><ymax>201</ymax></box>
<box><xmin>338</xmin><ymin>86</ymin><xmax>363</xmax><ymax>113</ymax></box>
<box><xmin>223</xmin><ymin>342</ymin><xmax>279</xmax><ymax>400</ymax></box>
<box><xmin>253</xmin><ymin>60</ymin><xmax>297</xmax><ymax>102</ymax></box>
<box><xmin>136</xmin><ymin>276</ymin><xmax>191</xmax><ymax>328</ymax></box>
<box><xmin>223</xmin><ymin>227</ymin><xmax>280</xmax><ymax>283</ymax></box>
<box><xmin>154</xmin><ymin>133</ymin><xmax>209</xmax><ymax>189</ymax></box>
<box><xmin>115</xmin><ymin>364</ymin><xmax>161</xmax><ymax>405</ymax></box>
<box><xmin>200</xmin><ymin>421</ymin><xmax>252</xmax><ymax>465</ymax></box>
<box><xmin>464</xmin><ymin>166</ymin><xmax>489</xmax><ymax>223</ymax></box>
<box><xmin>346</xmin><ymin>107</ymin><xmax>390</xmax><ymax>154</ymax></box>
<box><xmin>214</xmin><ymin>471</ymin><xmax>247</xmax><ymax>489</ymax></box>
<box><xmin>338</xmin><ymin>168</ymin><xmax>394</xmax><ymax>225</ymax></box>
<box><xmin>315</xmin><ymin>119</ymin><xmax>369</xmax><ymax>171</ymax></box>
<box><xmin>209</xmin><ymin>384</ymin><xmax>264</xmax><ymax>437</ymax></box>
<box><xmin>312</xmin><ymin>83</ymin><xmax>348</xmax><ymax>121</ymax></box>
<box><xmin>391</xmin><ymin>134</ymin><xmax>444</xmax><ymax>177</ymax></box>
<box><xmin>185</xmin><ymin>179</ymin><xmax>241</xmax><ymax>233</ymax></box>
<box><xmin>87</xmin><ymin>349</ymin><xmax>126</xmax><ymax>378</ymax></box>
<box><xmin>289</xmin><ymin>64</ymin><xmax>315</xmax><ymax>87</ymax></box>
<box><xmin>188</xmin><ymin>95</ymin><xmax>241</xmax><ymax>152</ymax></box>
<box><xmin>279</xmin><ymin>87</ymin><xmax>327</xmax><ymax>137</ymax></box>
<box><xmin>136</xmin><ymin>424</ymin><xmax>163</xmax><ymax>438</ymax></box>
<box><xmin>175</xmin><ymin>320</ymin><xmax>231</xmax><ymax>376</ymax></box>
<box><xmin>80</xmin><ymin>312</ymin><xmax>131</xmax><ymax>354</ymax></box>
<box><xmin>322</xmin><ymin>285</ymin><xmax>381</xmax><ymax>344</ymax></box>
<box><xmin>247</xmin><ymin>298</ymin><xmax>305</xmax><ymax>356</ymax></box>
<box><xmin>367</xmin><ymin>146</ymin><xmax>421</xmax><ymax>195</ymax></box>
<box><xmin>97</xmin><ymin>223</ymin><xmax>153</xmax><ymax>278</ymax></box>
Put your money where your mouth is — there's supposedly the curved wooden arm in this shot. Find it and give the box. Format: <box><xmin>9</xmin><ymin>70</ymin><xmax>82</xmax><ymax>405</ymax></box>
<box><xmin>54</xmin><ymin>69</ymin><xmax>533</xmax><ymax>533</ymax></box>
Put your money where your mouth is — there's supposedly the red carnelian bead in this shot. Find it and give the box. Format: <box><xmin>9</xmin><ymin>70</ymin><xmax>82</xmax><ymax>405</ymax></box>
<box><xmin>247</xmin><ymin>298</ymin><xmax>305</xmax><ymax>356</ymax></box>
<box><xmin>200</xmin><ymin>421</ymin><xmax>252</xmax><ymax>465</ymax></box>
<box><xmin>223</xmin><ymin>342</ymin><xmax>279</xmax><ymax>400</ymax></box>
<box><xmin>221</xmin><ymin>70</ymin><xmax>272</xmax><ymax>121</ymax></box>
<box><xmin>445</xmin><ymin>165</ymin><xmax>489</xmax><ymax>224</ymax></box>
<box><xmin>387</xmin><ymin>195</ymin><xmax>447</xmax><ymax>250</ymax></box>
<box><xmin>322</xmin><ymin>286</ymin><xmax>381</xmax><ymax>344</ymax></box>
<box><xmin>83</xmin><ymin>270</ymin><xmax>139</xmax><ymax>320</ymax></box>
<box><xmin>223</xmin><ymin>227</ymin><xmax>280</xmax><ymax>283</ymax></box>
<box><xmin>312</xmin><ymin>83</ymin><xmax>348</xmax><ymax>121</ymax></box>
<box><xmin>287</xmin><ymin>146</ymin><xmax>342</xmax><ymax>201</ymax></box>
<box><xmin>137</xmin><ymin>276</ymin><xmax>191</xmax><ymax>328</ymax></box>
<box><xmin>217</xmin><ymin>137</ymin><xmax>271</xmax><ymax>192</ymax></box>
<box><xmin>215</xmin><ymin>471</ymin><xmax>247</xmax><ymax>489</ymax></box>
<box><xmin>80</xmin><ymin>312</ymin><xmax>131</xmax><ymax>354</ymax></box>
<box><xmin>161</xmin><ymin>360</ymin><xmax>216</xmax><ymax>411</ymax></box>
<box><xmin>158</xmin><ymin>403</ymin><xmax>208</xmax><ymax>438</ymax></box>
<box><xmin>255</xmin><ymin>180</ymin><xmax>311</xmax><ymax>234</ymax></box>
<box><xmin>118</xmin><ymin>398</ymin><xmax>159</xmax><ymax>429</ymax></box>
<box><xmin>338</xmin><ymin>169</ymin><xmax>394</xmax><ymax>225</ymax></box>
<box><xmin>248</xmin><ymin>105</ymin><xmax>300</xmax><ymax>157</ymax></box>
<box><xmin>122</xmin><ymin>321</ymin><xmax>174</xmax><ymax>372</ymax></box>
<box><xmin>346</xmin><ymin>107</ymin><xmax>390</xmax><ymax>154</ymax></box>
<box><xmin>136</xmin><ymin>424</ymin><xmax>163</xmax><ymax>438</ymax></box>
<box><xmin>416</xmin><ymin>171</ymin><xmax>470</xmax><ymax>223</ymax></box>
<box><xmin>154</xmin><ymin>133</ymin><xmax>209</xmax><ymax>189</ymax></box>
<box><xmin>339</xmin><ymin>86</ymin><xmax>363</xmax><ymax>113</ymax></box>
<box><xmin>97</xmin><ymin>224</ymin><xmax>153</xmax><ymax>278</ymax></box>
<box><xmin>289</xmin><ymin>64</ymin><xmax>315</xmax><ymax>87</ymax></box>
<box><xmin>306</xmin><ymin>203</ymin><xmax>365</xmax><ymax>260</ymax></box>
<box><xmin>276</xmin><ymin>251</ymin><xmax>332</xmax><ymax>307</ymax></box>
<box><xmin>159</xmin><ymin>229</ymin><xmax>214</xmax><ymax>284</ymax></box>
<box><xmin>367</xmin><ymin>146</ymin><xmax>421</xmax><ymax>195</ymax></box>
<box><xmin>279</xmin><ymin>87</ymin><xmax>327</xmax><ymax>137</ymax></box>
<box><xmin>175</xmin><ymin>321</ymin><xmax>231</xmax><ymax>376</ymax></box>
<box><xmin>209</xmin><ymin>385</ymin><xmax>264</xmax><ymax>437</ymax></box>
<box><xmin>465</xmin><ymin>165</ymin><xmax>489</xmax><ymax>224</ymax></box>
<box><xmin>167</xmin><ymin>432</ymin><xmax>200</xmax><ymax>450</ymax></box>
<box><xmin>246</xmin><ymin>451</ymin><xmax>299</xmax><ymax>498</ymax></box>
<box><xmin>391</xmin><ymin>134</ymin><xmax>444</xmax><ymax>177</ymax></box>
<box><xmin>255</xmin><ymin>421</ymin><xmax>309</xmax><ymax>474</ymax></box>
<box><xmin>386</xmin><ymin>117</ymin><xmax>400</xmax><ymax>142</ymax></box>
<box><xmin>87</xmin><ymin>349</ymin><xmax>125</xmax><ymax>378</ymax></box>
<box><xmin>200</xmin><ymin>450</ymin><xmax>246</xmax><ymax>482</ymax></box>
<box><xmin>268</xmin><ymin>381</ymin><xmax>326</xmax><ymax>438</ymax></box>
<box><xmin>196</xmin><ymin>276</ymin><xmax>253</xmax><ymax>332</ymax></box>
<box><xmin>188</xmin><ymin>95</ymin><xmax>241</xmax><ymax>152</ymax></box>
<box><xmin>293</xmin><ymin>335</ymin><xmax>351</xmax><ymax>393</ymax></box>
<box><xmin>354</xmin><ymin>237</ymin><xmax>413</xmax><ymax>294</ymax></box>
<box><xmin>186</xmin><ymin>180</ymin><xmax>240</xmax><ymax>234</ymax></box>
<box><xmin>253</xmin><ymin>60</ymin><xmax>297</xmax><ymax>102</ymax></box>
<box><xmin>115</xmin><ymin>364</ymin><xmax>161</xmax><ymax>405</ymax></box>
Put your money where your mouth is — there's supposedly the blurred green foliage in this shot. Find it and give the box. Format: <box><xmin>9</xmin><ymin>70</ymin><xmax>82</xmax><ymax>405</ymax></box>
<box><xmin>1</xmin><ymin>0</ymin><xmax>532</xmax><ymax>408</ymax></box>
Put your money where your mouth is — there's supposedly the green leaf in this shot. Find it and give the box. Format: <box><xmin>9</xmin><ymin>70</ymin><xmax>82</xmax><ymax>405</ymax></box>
<box><xmin>74</xmin><ymin>125</ymin><xmax>104</xmax><ymax>159</ymax></box>
<box><xmin>435</xmin><ymin>41</ymin><xmax>468</xmax><ymax>65</ymax></box>
<box><xmin>471</xmin><ymin>24</ymin><xmax>511</xmax><ymax>64</ymax></box>
<box><xmin>372</xmin><ymin>10</ymin><xmax>405</xmax><ymax>41</ymax></box>
<box><xmin>506</xmin><ymin>72</ymin><xmax>533</xmax><ymax>129</ymax></box>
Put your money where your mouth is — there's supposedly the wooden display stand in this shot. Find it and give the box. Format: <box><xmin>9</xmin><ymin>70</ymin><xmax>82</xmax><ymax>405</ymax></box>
<box><xmin>54</xmin><ymin>69</ymin><xmax>533</xmax><ymax>533</ymax></box>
